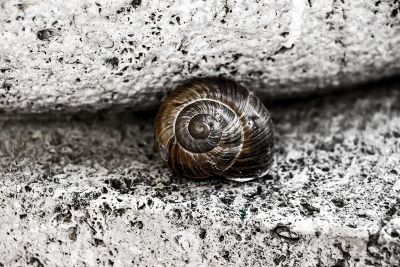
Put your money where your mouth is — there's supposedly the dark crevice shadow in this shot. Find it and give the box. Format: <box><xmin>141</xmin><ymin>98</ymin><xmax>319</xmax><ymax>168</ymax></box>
<box><xmin>264</xmin><ymin>74</ymin><xmax>400</xmax><ymax>108</ymax></box>
<box><xmin>0</xmin><ymin>75</ymin><xmax>399</xmax><ymax>124</ymax></box>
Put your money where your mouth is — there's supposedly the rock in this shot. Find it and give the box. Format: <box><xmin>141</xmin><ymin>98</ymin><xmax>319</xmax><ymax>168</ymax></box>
<box><xmin>0</xmin><ymin>83</ymin><xmax>399</xmax><ymax>266</ymax></box>
<box><xmin>0</xmin><ymin>0</ymin><xmax>400</xmax><ymax>113</ymax></box>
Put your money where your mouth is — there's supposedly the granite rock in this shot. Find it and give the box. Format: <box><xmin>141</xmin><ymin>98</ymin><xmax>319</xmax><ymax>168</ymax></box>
<box><xmin>1</xmin><ymin>0</ymin><xmax>400</xmax><ymax>113</ymax></box>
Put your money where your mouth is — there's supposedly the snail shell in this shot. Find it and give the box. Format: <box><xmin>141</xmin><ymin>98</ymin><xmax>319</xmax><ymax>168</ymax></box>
<box><xmin>154</xmin><ymin>77</ymin><xmax>275</xmax><ymax>181</ymax></box>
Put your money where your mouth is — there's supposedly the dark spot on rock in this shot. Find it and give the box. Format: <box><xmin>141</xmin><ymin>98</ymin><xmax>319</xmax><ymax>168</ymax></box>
<box><xmin>100</xmin><ymin>202</ymin><xmax>112</xmax><ymax>216</ymax></box>
<box><xmin>19</xmin><ymin>214</ymin><xmax>27</xmax><ymax>219</ymax></box>
<box><xmin>0</xmin><ymin>68</ymin><xmax>10</xmax><ymax>73</ymax></box>
<box><xmin>135</xmin><ymin>52</ymin><xmax>144</xmax><ymax>59</ymax></box>
<box><xmin>17</xmin><ymin>3</ymin><xmax>28</xmax><ymax>11</ymax></box>
<box><xmin>131</xmin><ymin>0</ymin><xmax>141</xmax><ymax>8</ymax></box>
<box><xmin>315</xmin><ymin>230</ymin><xmax>321</xmax><ymax>237</ymax></box>
<box><xmin>109</xmin><ymin>178</ymin><xmax>122</xmax><ymax>190</ymax></box>
<box><xmin>391</xmin><ymin>8</ymin><xmax>399</xmax><ymax>18</ymax></box>
<box><xmin>274</xmin><ymin>225</ymin><xmax>300</xmax><ymax>241</ymax></box>
<box><xmin>357</xmin><ymin>213</ymin><xmax>368</xmax><ymax>219</ymax></box>
<box><xmin>391</xmin><ymin>230</ymin><xmax>399</xmax><ymax>238</ymax></box>
<box><xmin>220</xmin><ymin>196</ymin><xmax>234</xmax><ymax>205</ymax></box>
<box><xmin>232</xmin><ymin>232</ymin><xmax>242</xmax><ymax>241</ymax></box>
<box><xmin>250</xmin><ymin>207</ymin><xmax>258</xmax><ymax>213</ymax></box>
<box><xmin>105</xmin><ymin>57</ymin><xmax>119</xmax><ymax>68</ymax></box>
<box><xmin>385</xmin><ymin>204</ymin><xmax>397</xmax><ymax>218</ymax></box>
<box><xmin>24</xmin><ymin>185</ymin><xmax>32</xmax><ymax>192</ymax></box>
<box><xmin>332</xmin><ymin>198</ymin><xmax>345</xmax><ymax>208</ymax></box>
<box><xmin>114</xmin><ymin>208</ymin><xmax>127</xmax><ymax>216</ymax></box>
<box><xmin>221</xmin><ymin>250</ymin><xmax>230</xmax><ymax>261</ymax></box>
<box><xmin>137</xmin><ymin>201</ymin><xmax>146</xmax><ymax>210</ymax></box>
<box><xmin>68</xmin><ymin>226</ymin><xmax>78</xmax><ymax>241</ymax></box>
<box><xmin>266</xmin><ymin>56</ymin><xmax>275</xmax><ymax>62</ymax></box>
<box><xmin>326</xmin><ymin>11</ymin><xmax>334</xmax><ymax>19</ymax></box>
<box><xmin>280</xmin><ymin>32</ymin><xmax>289</xmax><ymax>37</ymax></box>
<box><xmin>189</xmin><ymin>64</ymin><xmax>199</xmax><ymax>71</ymax></box>
<box><xmin>219</xmin><ymin>235</ymin><xmax>224</xmax><ymax>242</ymax></box>
<box><xmin>2</xmin><ymin>82</ymin><xmax>12</xmax><ymax>91</ymax></box>
<box><xmin>239</xmin><ymin>209</ymin><xmax>247</xmax><ymax>220</ymax></box>
<box><xmin>334</xmin><ymin>242</ymin><xmax>351</xmax><ymax>266</ymax></box>
<box><xmin>54</xmin><ymin>208</ymin><xmax>72</xmax><ymax>223</ymax></box>
<box><xmin>94</xmin><ymin>238</ymin><xmax>105</xmax><ymax>247</ymax></box>
<box><xmin>28</xmin><ymin>257</ymin><xmax>44</xmax><ymax>267</ymax></box>
<box><xmin>300</xmin><ymin>201</ymin><xmax>320</xmax><ymax>216</ymax></box>
<box><xmin>274</xmin><ymin>255</ymin><xmax>287</xmax><ymax>265</ymax></box>
<box><xmin>37</xmin><ymin>29</ymin><xmax>53</xmax><ymax>41</ymax></box>
<box><xmin>199</xmin><ymin>228</ymin><xmax>207</xmax><ymax>239</ymax></box>
<box><xmin>130</xmin><ymin>220</ymin><xmax>144</xmax><ymax>229</ymax></box>
<box><xmin>321</xmin><ymin>166</ymin><xmax>330</xmax><ymax>172</ymax></box>
<box><xmin>107</xmin><ymin>179</ymin><xmax>130</xmax><ymax>194</ymax></box>
<box><xmin>168</xmin><ymin>208</ymin><xmax>182</xmax><ymax>220</ymax></box>
<box><xmin>54</xmin><ymin>205</ymin><xmax>62</xmax><ymax>213</ymax></box>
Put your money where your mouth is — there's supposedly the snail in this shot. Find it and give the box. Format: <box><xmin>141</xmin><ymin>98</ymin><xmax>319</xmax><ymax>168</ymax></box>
<box><xmin>154</xmin><ymin>77</ymin><xmax>275</xmax><ymax>181</ymax></box>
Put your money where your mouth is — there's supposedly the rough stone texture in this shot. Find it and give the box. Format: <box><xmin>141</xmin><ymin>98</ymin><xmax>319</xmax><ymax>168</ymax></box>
<box><xmin>0</xmin><ymin>82</ymin><xmax>399</xmax><ymax>266</ymax></box>
<box><xmin>1</xmin><ymin>0</ymin><xmax>400</xmax><ymax>113</ymax></box>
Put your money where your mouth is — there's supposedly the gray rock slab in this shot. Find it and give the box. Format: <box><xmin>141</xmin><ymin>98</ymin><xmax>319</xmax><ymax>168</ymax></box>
<box><xmin>0</xmin><ymin>83</ymin><xmax>399</xmax><ymax>266</ymax></box>
<box><xmin>1</xmin><ymin>0</ymin><xmax>400</xmax><ymax>113</ymax></box>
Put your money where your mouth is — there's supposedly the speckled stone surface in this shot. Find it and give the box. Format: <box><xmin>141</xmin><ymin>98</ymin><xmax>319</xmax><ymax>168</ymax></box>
<box><xmin>0</xmin><ymin>82</ymin><xmax>399</xmax><ymax>266</ymax></box>
<box><xmin>1</xmin><ymin>0</ymin><xmax>400</xmax><ymax>113</ymax></box>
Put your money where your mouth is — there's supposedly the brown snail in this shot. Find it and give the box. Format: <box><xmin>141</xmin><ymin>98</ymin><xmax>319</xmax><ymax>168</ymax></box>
<box><xmin>154</xmin><ymin>77</ymin><xmax>275</xmax><ymax>181</ymax></box>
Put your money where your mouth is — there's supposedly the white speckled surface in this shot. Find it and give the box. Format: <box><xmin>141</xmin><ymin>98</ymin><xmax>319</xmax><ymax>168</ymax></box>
<box><xmin>1</xmin><ymin>0</ymin><xmax>400</xmax><ymax>112</ymax></box>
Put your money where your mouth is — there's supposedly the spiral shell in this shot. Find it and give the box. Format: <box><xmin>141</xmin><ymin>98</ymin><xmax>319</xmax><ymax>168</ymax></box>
<box><xmin>154</xmin><ymin>77</ymin><xmax>275</xmax><ymax>181</ymax></box>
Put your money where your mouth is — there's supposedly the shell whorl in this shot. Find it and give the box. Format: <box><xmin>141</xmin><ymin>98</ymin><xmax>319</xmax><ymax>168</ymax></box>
<box><xmin>154</xmin><ymin>77</ymin><xmax>275</xmax><ymax>181</ymax></box>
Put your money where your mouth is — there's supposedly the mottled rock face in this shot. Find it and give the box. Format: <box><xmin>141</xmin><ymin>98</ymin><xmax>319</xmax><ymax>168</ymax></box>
<box><xmin>0</xmin><ymin>84</ymin><xmax>399</xmax><ymax>266</ymax></box>
<box><xmin>1</xmin><ymin>0</ymin><xmax>400</xmax><ymax>265</ymax></box>
<box><xmin>1</xmin><ymin>0</ymin><xmax>400</xmax><ymax>113</ymax></box>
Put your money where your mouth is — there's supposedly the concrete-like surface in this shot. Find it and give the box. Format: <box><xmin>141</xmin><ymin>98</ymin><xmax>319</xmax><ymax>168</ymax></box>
<box><xmin>0</xmin><ymin>83</ymin><xmax>399</xmax><ymax>266</ymax></box>
<box><xmin>1</xmin><ymin>0</ymin><xmax>400</xmax><ymax>113</ymax></box>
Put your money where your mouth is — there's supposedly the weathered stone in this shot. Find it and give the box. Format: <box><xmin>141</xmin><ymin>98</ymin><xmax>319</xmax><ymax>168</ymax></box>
<box><xmin>1</xmin><ymin>0</ymin><xmax>400</xmax><ymax>113</ymax></box>
<box><xmin>0</xmin><ymin>83</ymin><xmax>399</xmax><ymax>266</ymax></box>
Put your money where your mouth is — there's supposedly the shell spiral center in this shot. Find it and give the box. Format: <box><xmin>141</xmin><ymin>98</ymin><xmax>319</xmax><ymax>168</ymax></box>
<box><xmin>175</xmin><ymin>102</ymin><xmax>225</xmax><ymax>154</ymax></box>
<box><xmin>188</xmin><ymin>114</ymin><xmax>213</xmax><ymax>139</ymax></box>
